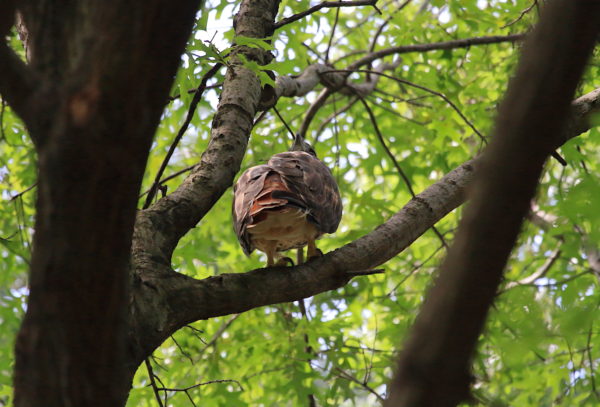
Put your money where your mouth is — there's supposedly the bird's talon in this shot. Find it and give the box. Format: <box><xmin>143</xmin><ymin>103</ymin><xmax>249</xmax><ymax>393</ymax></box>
<box><xmin>308</xmin><ymin>248</ymin><xmax>323</xmax><ymax>260</ymax></box>
<box><xmin>275</xmin><ymin>257</ymin><xmax>294</xmax><ymax>267</ymax></box>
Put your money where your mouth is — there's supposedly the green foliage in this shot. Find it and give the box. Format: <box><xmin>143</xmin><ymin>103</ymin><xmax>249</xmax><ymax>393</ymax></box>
<box><xmin>2</xmin><ymin>1</ymin><xmax>600</xmax><ymax>406</ymax></box>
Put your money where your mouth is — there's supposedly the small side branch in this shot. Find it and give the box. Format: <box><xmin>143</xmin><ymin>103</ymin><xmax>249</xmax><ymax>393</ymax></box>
<box><xmin>503</xmin><ymin>246</ymin><xmax>562</xmax><ymax>290</ymax></box>
<box><xmin>274</xmin><ymin>0</ymin><xmax>380</xmax><ymax>29</ymax></box>
<box><xmin>143</xmin><ymin>63</ymin><xmax>222</xmax><ymax>208</ymax></box>
<box><xmin>348</xmin><ymin>34</ymin><xmax>525</xmax><ymax>70</ymax></box>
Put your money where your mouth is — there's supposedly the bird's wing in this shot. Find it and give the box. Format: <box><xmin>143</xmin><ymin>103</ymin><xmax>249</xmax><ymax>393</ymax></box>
<box><xmin>232</xmin><ymin>164</ymin><xmax>271</xmax><ymax>255</ymax></box>
<box><xmin>268</xmin><ymin>151</ymin><xmax>343</xmax><ymax>234</ymax></box>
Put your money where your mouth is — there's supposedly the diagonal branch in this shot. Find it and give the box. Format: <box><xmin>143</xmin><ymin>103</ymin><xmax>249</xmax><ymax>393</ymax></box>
<box><xmin>129</xmin><ymin>83</ymin><xmax>600</xmax><ymax>364</ymax></box>
<box><xmin>386</xmin><ymin>1</ymin><xmax>600</xmax><ymax>405</ymax></box>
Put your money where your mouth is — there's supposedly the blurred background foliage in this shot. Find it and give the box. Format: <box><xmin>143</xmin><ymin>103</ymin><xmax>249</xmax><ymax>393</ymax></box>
<box><xmin>1</xmin><ymin>0</ymin><xmax>600</xmax><ymax>405</ymax></box>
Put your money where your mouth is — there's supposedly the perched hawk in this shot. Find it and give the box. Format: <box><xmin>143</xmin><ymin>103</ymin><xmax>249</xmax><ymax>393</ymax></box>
<box><xmin>232</xmin><ymin>134</ymin><xmax>342</xmax><ymax>266</ymax></box>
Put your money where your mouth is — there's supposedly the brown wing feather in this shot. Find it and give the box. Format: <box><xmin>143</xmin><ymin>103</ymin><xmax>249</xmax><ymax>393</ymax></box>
<box><xmin>233</xmin><ymin>151</ymin><xmax>343</xmax><ymax>256</ymax></box>
<box><xmin>232</xmin><ymin>165</ymin><xmax>270</xmax><ymax>255</ymax></box>
<box><xmin>267</xmin><ymin>151</ymin><xmax>342</xmax><ymax>234</ymax></box>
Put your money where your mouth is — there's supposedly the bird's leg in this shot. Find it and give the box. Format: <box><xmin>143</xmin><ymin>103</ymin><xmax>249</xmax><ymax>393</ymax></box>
<box><xmin>297</xmin><ymin>247</ymin><xmax>305</xmax><ymax>265</ymax></box>
<box><xmin>275</xmin><ymin>255</ymin><xmax>294</xmax><ymax>267</ymax></box>
<box><xmin>265</xmin><ymin>241</ymin><xmax>277</xmax><ymax>267</ymax></box>
<box><xmin>265</xmin><ymin>241</ymin><xmax>294</xmax><ymax>267</ymax></box>
<box><xmin>307</xmin><ymin>238</ymin><xmax>323</xmax><ymax>260</ymax></box>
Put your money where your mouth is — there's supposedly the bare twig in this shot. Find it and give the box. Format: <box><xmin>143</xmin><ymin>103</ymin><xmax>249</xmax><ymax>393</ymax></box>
<box><xmin>198</xmin><ymin>314</ymin><xmax>241</xmax><ymax>357</ymax></box>
<box><xmin>314</xmin><ymin>96</ymin><xmax>359</xmax><ymax>145</ymax></box>
<box><xmin>143</xmin><ymin>63</ymin><xmax>223</xmax><ymax>208</ymax></box>
<box><xmin>345</xmin><ymin>69</ymin><xmax>485</xmax><ymax>142</ymax></box>
<box><xmin>325</xmin><ymin>4</ymin><xmax>341</xmax><ymax>64</ymax></box>
<box><xmin>274</xmin><ymin>0</ymin><xmax>380</xmax><ymax>29</ymax></box>
<box><xmin>503</xmin><ymin>246</ymin><xmax>562</xmax><ymax>290</ymax></box>
<box><xmin>357</xmin><ymin>96</ymin><xmax>449</xmax><ymax>248</ymax></box>
<box><xmin>145</xmin><ymin>358</ymin><xmax>165</xmax><ymax>407</ymax></box>
<box><xmin>332</xmin><ymin>365</ymin><xmax>385</xmax><ymax>401</ymax></box>
<box><xmin>9</xmin><ymin>182</ymin><xmax>38</xmax><ymax>201</ymax></box>
<box><xmin>298</xmin><ymin>88</ymin><xmax>334</xmax><ymax>138</ymax></box>
<box><xmin>502</xmin><ymin>0</ymin><xmax>538</xmax><ymax>28</ymax></box>
<box><xmin>156</xmin><ymin>379</ymin><xmax>244</xmax><ymax>392</ymax></box>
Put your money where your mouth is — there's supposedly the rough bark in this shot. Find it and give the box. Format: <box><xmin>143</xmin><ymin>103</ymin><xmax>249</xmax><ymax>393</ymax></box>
<box><xmin>385</xmin><ymin>1</ymin><xmax>600</xmax><ymax>406</ymax></box>
<box><xmin>9</xmin><ymin>1</ymin><xmax>201</xmax><ymax>406</ymax></box>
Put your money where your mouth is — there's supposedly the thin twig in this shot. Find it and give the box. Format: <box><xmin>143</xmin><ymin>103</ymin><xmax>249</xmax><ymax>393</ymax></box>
<box><xmin>503</xmin><ymin>246</ymin><xmax>562</xmax><ymax>290</ymax></box>
<box><xmin>332</xmin><ymin>366</ymin><xmax>385</xmax><ymax>402</ymax></box>
<box><xmin>273</xmin><ymin>106</ymin><xmax>296</xmax><ymax>140</ymax></box>
<box><xmin>356</xmin><ymin>95</ymin><xmax>449</xmax><ymax>248</ymax></box>
<box><xmin>298</xmin><ymin>88</ymin><xmax>334</xmax><ymax>138</ymax></box>
<box><xmin>314</xmin><ymin>96</ymin><xmax>359</xmax><ymax>145</ymax></box>
<box><xmin>325</xmin><ymin>4</ymin><xmax>342</xmax><ymax>64</ymax></box>
<box><xmin>198</xmin><ymin>314</ymin><xmax>241</xmax><ymax>357</ymax></box>
<box><xmin>9</xmin><ymin>182</ymin><xmax>38</xmax><ymax>201</ymax></box>
<box><xmin>156</xmin><ymin>379</ymin><xmax>244</xmax><ymax>392</ymax></box>
<box><xmin>367</xmin><ymin>0</ymin><xmax>413</xmax><ymax>79</ymax></box>
<box><xmin>170</xmin><ymin>335</ymin><xmax>194</xmax><ymax>364</ymax></box>
<box><xmin>139</xmin><ymin>165</ymin><xmax>197</xmax><ymax>198</ymax></box>
<box><xmin>274</xmin><ymin>0</ymin><xmax>380</xmax><ymax>29</ymax></box>
<box><xmin>143</xmin><ymin>63</ymin><xmax>223</xmax><ymax>208</ymax></box>
<box><xmin>145</xmin><ymin>358</ymin><xmax>165</xmax><ymax>407</ymax></box>
<box><xmin>502</xmin><ymin>0</ymin><xmax>538</xmax><ymax>28</ymax></box>
<box><xmin>349</xmin><ymin>69</ymin><xmax>485</xmax><ymax>143</ymax></box>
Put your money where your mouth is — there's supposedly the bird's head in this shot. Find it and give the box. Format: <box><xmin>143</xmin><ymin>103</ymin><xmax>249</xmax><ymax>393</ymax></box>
<box><xmin>290</xmin><ymin>133</ymin><xmax>317</xmax><ymax>157</ymax></box>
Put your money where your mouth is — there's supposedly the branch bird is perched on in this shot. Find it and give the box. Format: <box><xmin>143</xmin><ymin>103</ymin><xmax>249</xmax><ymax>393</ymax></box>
<box><xmin>232</xmin><ymin>134</ymin><xmax>343</xmax><ymax>266</ymax></box>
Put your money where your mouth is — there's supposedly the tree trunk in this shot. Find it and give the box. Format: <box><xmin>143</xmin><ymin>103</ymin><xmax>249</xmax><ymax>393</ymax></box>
<box><xmin>11</xmin><ymin>2</ymin><xmax>201</xmax><ymax>406</ymax></box>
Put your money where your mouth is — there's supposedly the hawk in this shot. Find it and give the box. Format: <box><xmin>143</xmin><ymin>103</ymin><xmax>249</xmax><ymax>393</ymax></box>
<box><xmin>232</xmin><ymin>134</ymin><xmax>342</xmax><ymax>266</ymax></box>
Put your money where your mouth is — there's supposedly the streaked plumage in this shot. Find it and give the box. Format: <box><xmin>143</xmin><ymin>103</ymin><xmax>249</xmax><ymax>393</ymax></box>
<box><xmin>232</xmin><ymin>135</ymin><xmax>342</xmax><ymax>266</ymax></box>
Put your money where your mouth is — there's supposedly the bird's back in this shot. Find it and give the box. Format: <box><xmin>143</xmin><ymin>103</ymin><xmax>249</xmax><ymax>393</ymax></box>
<box><xmin>232</xmin><ymin>150</ymin><xmax>342</xmax><ymax>255</ymax></box>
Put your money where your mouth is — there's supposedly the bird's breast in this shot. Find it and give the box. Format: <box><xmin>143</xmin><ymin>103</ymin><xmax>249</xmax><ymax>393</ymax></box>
<box><xmin>247</xmin><ymin>207</ymin><xmax>320</xmax><ymax>252</ymax></box>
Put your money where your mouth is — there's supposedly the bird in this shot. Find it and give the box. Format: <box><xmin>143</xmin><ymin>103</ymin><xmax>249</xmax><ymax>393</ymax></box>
<box><xmin>232</xmin><ymin>133</ymin><xmax>342</xmax><ymax>267</ymax></box>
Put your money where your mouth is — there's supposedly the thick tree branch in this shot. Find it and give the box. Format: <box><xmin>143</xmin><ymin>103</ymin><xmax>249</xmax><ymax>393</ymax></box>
<box><xmin>129</xmin><ymin>73</ymin><xmax>600</xmax><ymax>363</ymax></box>
<box><xmin>130</xmin><ymin>158</ymin><xmax>475</xmax><ymax>361</ymax></box>
<box><xmin>385</xmin><ymin>1</ymin><xmax>600</xmax><ymax>406</ymax></box>
<box><xmin>129</xmin><ymin>83</ymin><xmax>600</xmax><ymax>365</ymax></box>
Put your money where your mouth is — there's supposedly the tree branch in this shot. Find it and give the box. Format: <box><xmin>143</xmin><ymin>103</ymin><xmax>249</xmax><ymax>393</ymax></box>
<box><xmin>347</xmin><ymin>33</ymin><xmax>525</xmax><ymax>70</ymax></box>
<box><xmin>136</xmin><ymin>0</ymin><xmax>280</xmax><ymax>261</ymax></box>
